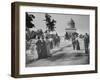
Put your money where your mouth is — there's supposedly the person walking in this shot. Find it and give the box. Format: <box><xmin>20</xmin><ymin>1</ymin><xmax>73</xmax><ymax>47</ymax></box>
<box><xmin>45</xmin><ymin>36</ymin><xmax>52</xmax><ymax>57</ymax></box>
<box><xmin>41</xmin><ymin>37</ymin><xmax>48</xmax><ymax>58</ymax></box>
<box><xmin>76</xmin><ymin>37</ymin><xmax>80</xmax><ymax>50</ymax></box>
<box><xmin>26</xmin><ymin>39</ymin><xmax>38</xmax><ymax>62</ymax></box>
<box><xmin>72</xmin><ymin>35</ymin><xmax>76</xmax><ymax>50</ymax></box>
<box><xmin>57</xmin><ymin>36</ymin><xmax>60</xmax><ymax>47</ymax></box>
<box><xmin>31</xmin><ymin>41</ymin><xmax>38</xmax><ymax>61</ymax></box>
<box><xmin>36</xmin><ymin>36</ymin><xmax>42</xmax><ymax>59</ymax></box>
<box><xmin>84</xmin><ymin>33</ymin><xmax>89</xmax><ymax>54</ymax></box>
<box><xmin>73</xmin><ymin>35</ymin><xmax>80</xmax><ymax>50</ymax></box>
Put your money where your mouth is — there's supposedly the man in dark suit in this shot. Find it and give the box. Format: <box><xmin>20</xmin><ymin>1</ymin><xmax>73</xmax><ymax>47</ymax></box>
<box><xmin>84</xmin><ymin>33</ymin><xmax>89</xmax><ymax>54</ymax></box>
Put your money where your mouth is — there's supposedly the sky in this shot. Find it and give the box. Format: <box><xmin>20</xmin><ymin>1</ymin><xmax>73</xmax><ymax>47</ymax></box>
<box><xmin>27</xmin><ymin>12</ymin><xmax>90</xmax><ymax>36</ymax></box>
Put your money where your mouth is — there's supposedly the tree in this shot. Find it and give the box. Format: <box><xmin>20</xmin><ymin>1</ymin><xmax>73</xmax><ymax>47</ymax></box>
<box><xmin>26</xmin><ymin>13</ymin><xmax>37</xmax><ymax>40</ymax></box>
<box><xmin>26</xmin><ymin>12</ymin><xmax>35</xmax><ymax>28</ymax></box>
<box><xmin>44</xmin><ymin>13</ymin><xmax>56</xmax><ymax>31</ymax></box>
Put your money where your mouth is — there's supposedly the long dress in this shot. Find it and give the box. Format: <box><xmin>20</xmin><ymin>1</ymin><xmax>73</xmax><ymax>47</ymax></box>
<box><xmin>45</xmin><ymin>39</ymin><xmax>51</xmax><ymax>57</ymax></box>
<box><xmin>41</xmin><ymin>40</ymin><xmax>48</xmax><ymax>58</ymax></box>
<box><xmin>49</xmin><ymin>38</ymin><xmax>53</xmax><ymax>49</ymax></box>
<box><xmin>36</xmin><ymin>40</ymin><xmax>42</xmax><ymax>59</ymax></box>
<box><xmin>30</xmin><ymin>39</ymin><xmax>38</xmax><ymax>60</ymax></box>
<box><xmin>26</xmin><ymin>43</ymin><xmax>38</xmax><ymax>62</ymax></box>
<box><xmin>76</xmin><ymin>37</ymin><xmax>80</xmax><ymax>50</ymax></box>
<box><xmin>31</xmin><ymin>44</ymin><xmax>38</xmax><ymax>60</ymax></box>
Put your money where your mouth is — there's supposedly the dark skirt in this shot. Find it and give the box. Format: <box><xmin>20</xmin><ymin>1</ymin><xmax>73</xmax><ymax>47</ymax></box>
<box><xmin>76</xmin><ymin>40</ymin><xmax>80</xmax><ymax>50</ymax></box>
<box><xmin>41</xmin><ymin>41</ymin><xmax>48</xmax><ymax>58</ymax></box>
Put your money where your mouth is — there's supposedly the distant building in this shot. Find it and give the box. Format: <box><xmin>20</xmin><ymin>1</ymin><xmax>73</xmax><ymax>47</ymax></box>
<box><xmin>65</xmin><ymin>18</ymin><xmax>77</xmax><ymax>39</ymax></box>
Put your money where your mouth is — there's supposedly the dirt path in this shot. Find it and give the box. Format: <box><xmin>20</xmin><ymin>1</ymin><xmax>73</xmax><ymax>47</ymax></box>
<box><xmin>26</xmin><ymin>40</ymin><xmax>89</xmax><ymax>67</ymax></box>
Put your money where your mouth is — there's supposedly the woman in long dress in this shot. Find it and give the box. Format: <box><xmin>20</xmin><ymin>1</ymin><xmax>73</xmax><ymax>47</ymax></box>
<box><xmin>36</xmin><ymin>36</ymin><xmax>42</xmax><ymax>59</ymax></box>
<box><xmin>41</xmin><ymin>37</ymin><xmax>48</xmax><ymax>58</ymax></box>
<box><xmin>45</xmin><ymin>37</ymin><xmax>51</xmax><ymax>57</ymax></box>
<box><xmin>31</xmin><ymin>43</ymin><xmax>38</xmax><ymax>60</ymax></box>
<box><xmin>75</xmin><ymin>36</ymin><xmax>80</xmax><ymax>50</ymax></box>
<box><xmin>30</xmin><ymin>39</ymin><xmax>38</xmax><ymax>60</ymax></box>
<box><xmin>26</xmin><ymin>39</ymin><xmax>38</xmax><ymax>63</ymax></box>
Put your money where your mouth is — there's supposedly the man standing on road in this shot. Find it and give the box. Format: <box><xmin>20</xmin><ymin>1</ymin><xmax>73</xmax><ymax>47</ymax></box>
<box><xmin>84</xmin><ymin>33</ymin><xmax>89</xmax><ymax>54</ymax></box>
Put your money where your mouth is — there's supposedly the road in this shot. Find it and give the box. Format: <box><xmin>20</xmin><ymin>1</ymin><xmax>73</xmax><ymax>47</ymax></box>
<box><xmin>26</xmin><ymin>39</ymin><xmax>89</xmax><ymax>67</ymax></box>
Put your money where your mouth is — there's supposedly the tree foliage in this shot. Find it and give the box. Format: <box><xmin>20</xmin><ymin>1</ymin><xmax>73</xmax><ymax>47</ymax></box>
<box><xmin>26</xmin><ymin>12</ymin><xmax>35</xmax><ymax>28</ymax></box>
<box><xmin>44</xmin><ymin>13</ymin><xmax>56</xmax><ymax>31</ymax></box>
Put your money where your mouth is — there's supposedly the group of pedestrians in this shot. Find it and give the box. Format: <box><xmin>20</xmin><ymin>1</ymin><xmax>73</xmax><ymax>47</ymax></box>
<box><xmin>26</xmin><ymin>36</ymin><xmax>52</xmax><ymax>62</ymax></box>
<box><xmin>26</xmin><ymin>32</ymin><xmax>89</xmax><ymax>63</ymax></box>
<box><xmin>72</xmin><ymin>33</ymin><xmax>89</xmax><ymax>54</ymax></box>
<box><xmin>26</xmin><ymin>32</ymin><xmax>61</xmax><ymax>62</ymax></box>
<box><xmin>36</xmin><ymin>36</ymin><xmax>51</xmax><ymax>59</ymax></box>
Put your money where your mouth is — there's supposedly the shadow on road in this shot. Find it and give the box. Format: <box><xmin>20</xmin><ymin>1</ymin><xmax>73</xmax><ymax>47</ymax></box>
<box><xmin>52</xmin><ymin>44</ymin><xmax>72</xmax><ymax>54</ymax></box>
<box><xmin>47</xmin><ymin>53</ymin><xmax>67</xmax><ymax>61</ymax></box>
<box><xmin>47</xmin><ymin>52</ymin><xmax>88</xmax><ymax>61</ymax></box>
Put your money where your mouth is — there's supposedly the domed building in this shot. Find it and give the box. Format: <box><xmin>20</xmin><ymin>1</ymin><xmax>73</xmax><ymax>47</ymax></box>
<box><xmin>65</xmin><ymin>18</ymin><xmax>77</xmax><ymax>39</ymax></box>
